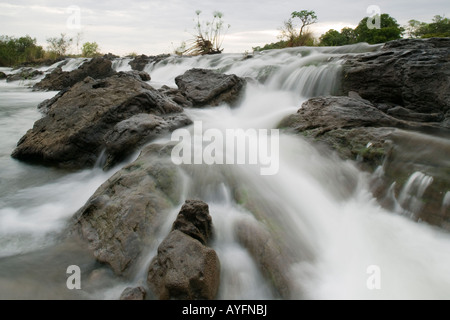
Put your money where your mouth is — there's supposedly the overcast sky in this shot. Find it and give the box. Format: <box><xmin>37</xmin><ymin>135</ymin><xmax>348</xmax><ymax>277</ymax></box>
<box><xmin>0</xmin><ymin>0</ymin><xmax>448</xmax><ymax>55</ymax></box>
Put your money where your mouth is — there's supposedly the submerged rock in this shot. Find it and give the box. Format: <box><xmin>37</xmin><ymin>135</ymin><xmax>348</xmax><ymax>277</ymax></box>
<box><xmin>175</xmin><ymin>68</ymin><xmax>246</xmax><ymax>107</ymax></box>
<box><xmin>147</xmin><ymin>200</ymin><xmax>220</xmax><ymax>300</ymax></box>
<box><xmin>12</xmin><ymin>72</ymin><xmax>189</xmax><ymax>169</ymax></box>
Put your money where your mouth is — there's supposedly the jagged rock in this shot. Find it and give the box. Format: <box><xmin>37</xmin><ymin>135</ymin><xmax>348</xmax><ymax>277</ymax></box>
<box><xmin>129</xmin><ymin>54</ymin><xmax>170</xmax><ymax>71</ymax></box>
<box><xmin>12</xmin><ymin>73</ymin><xmax>188</xmax><ymax>169</ymax></box>
<box><xmin>120</xmin><ymin>286</ymin><xmax>146</xmax><ymax>300</ymax></box>
<box><xmin>33</xmin><ymin>57</ymin><xmax>116</xmax><ymax>91</ymax></box>
<box><xmin>6</xmin><ymin>68</ymin><xmax>43</xmax><ymax>82</ymax></box>
<box><xmin>72</xmin><ymin>143</ymin><xmax>183</xmax><ymax>275</ymax></box>
<box><xmin>342</xmin><ymin>38</ymin><xmax>450</xmax><ymax>127</ymax></box>
<box><xmin>103</xmin><ymin>113</ymin><xmax>192</xmax><ymax>169</ymax></box>
<box><xmin>175</xmin><ymin>68</ymin><xmax>246</xmax><ymax>107</ymax></box>
<box><xmin>147</xmin><ymin>200</ymin><xmax>220</xmax><ymax>300</ymax></box>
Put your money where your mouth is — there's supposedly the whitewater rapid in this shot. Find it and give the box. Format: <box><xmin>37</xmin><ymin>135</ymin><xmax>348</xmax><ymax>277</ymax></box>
<box><xmin>1</xmin><ymin>45</ymin><xmax>449</xmax><ymax>299</ymax></box>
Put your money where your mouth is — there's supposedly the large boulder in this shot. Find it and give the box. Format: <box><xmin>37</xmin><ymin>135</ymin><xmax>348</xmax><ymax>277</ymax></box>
<box><xmin>147</xmin><ymin>200</ymin><xmax>220</xmax><ymax>300</ymax></box>
<box><xmin>72</xmin><ymin>143</ymin><xmax>183</xmax><ymax>275</ymax></box>
<box><xmin>34</xmin><ymin>57</ymin><xmax>116</xmax><ymax>91</ymax></box>
<box><xmin>175</xmin><ymin>68</ymin><xmax>246</xmax><ymax>107</ymax></box>
<box><xmin>342</xmin><ymin>38</ymin><xmax>450</xmax><ymax>128</ymax></box>
<box><xmin>12</xmin><ymin>72</ymin><xmax>189</xmax><ymax>169</ymax></box>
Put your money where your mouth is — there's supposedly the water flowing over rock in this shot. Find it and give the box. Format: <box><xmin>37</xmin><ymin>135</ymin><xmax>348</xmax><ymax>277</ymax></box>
<box><xmin>147</xmin><ymin>200</ymin><xmax>220</xmax><ymax>300</ymax></box>
<box><xmin>12</xmin><ymin>72</ymin><xmax>189</xmax><ymax>169</ymax></box>
<box><xmin>175</xmin><ymin>68</ymin><xmax>246</xmax><ymax>107</ymax></box>
<box><xmin>72</xmin><ymin>143</ymin><xmax>183</xmax><ymax>275</ymax></box>
<box><xmin>6</xmin><ymin>68</ymin><xmax>43</xmax><ymax>82</ymax></box>
<box><xmin>281</xmin><ymin>38</ymin><xmax>450</xmax><ymax>230</ymax></box>
<box><xmin>33</xmin><ymin>57</ymin><xmax>116</xmax><ymax>91</ymax></box>
<box><xmin>129</xmin><ymin>54</ymin><xmax>170</xmax><ymax>71</ymax></box>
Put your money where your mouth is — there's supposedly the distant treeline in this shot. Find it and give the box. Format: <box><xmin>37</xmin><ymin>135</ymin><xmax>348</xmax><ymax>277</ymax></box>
<box><xmin>0</xmin><ymin>33</ymin><xmax>101</xmax><ymax>67</ymax></box>
<box><xmin>254</xmin><ymin>13</ymin><xmax>450</xmax><ymax>51</ymax></box>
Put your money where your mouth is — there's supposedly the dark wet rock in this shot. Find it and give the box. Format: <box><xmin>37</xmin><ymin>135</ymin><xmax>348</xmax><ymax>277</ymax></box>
<box><xmin>129</xmin><ymin>54</ymin><xmax>170</xmax><ymax>71</ymax></box>
<box><xmin>147</xmin><ymin>200</ymin><xmax>220</xmax><ymax>300</ymax></box>
<box><xmin>33</xmin><ymin>57</ymin><xmax>116</xmax><ymax>91</ymax></box>
<box><xmin>120</xmin><ymin>286</ymin><xmax>146</xmax><ymax>300</ymax></box>
<box><xmin>72</xmin><ymin>143</ymin><xmax>183</xmax><ymax>275</ymax></box>
<box><xmin>12</xmin><ymin>73</ymin><xmax>187</xmax><ymax>169</ymax></box>
<box><xmin>342</xmin><ymin>38</ymin><xmax>450</xmax><ymax>127</ymax></box>
<box><xmin>175</xmin><ymin>68</ymin><xmax>246</xmax><ymax>107</ymax></box>
<box><xmin>6</xmin><ymin>68</ymin><xmax>43</xmax><ymax>82</ymax></box>
<box><xmin>103</xmin><ymin>112</ymin><xmax>192</xmax><ymax>169</ymax></box>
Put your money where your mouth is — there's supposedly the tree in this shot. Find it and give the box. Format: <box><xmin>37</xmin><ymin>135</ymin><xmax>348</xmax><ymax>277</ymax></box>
<box><xmin>354</xmin><ymin>13</ymin><xmax>404</xmax><ymax>44</ymax></box>
<box><xmin>279</xmin><ymin>10</ymin><xmax>318</xmax><ymax>47</ymax></box>
<box><xmin>407</xmin><ymin>15</ymin><xmax>450</xmax><ymax>38</ymax></box>
<box><xmin>82</xmin><ymin>42</ymin><xmax>100</xmax><ymax>57</ymax></box>
<box><xmin>181</xmin><ymin>10</ymin><xmax>230</xmax><ymax>56</ymax></box>
<box><xmin>0</xmin><ymin>35</ymin><xmax>44</xmax><ymax>66</ymax></box>
<box><xmin>47</xmin><ymin>33</ymin><xmax>73</xmax><ymax>57</ymax></box>
<box><xmin>319</xmin><ymin>27</ymin><xmax>357</xmax><ymax>46</ymax></box>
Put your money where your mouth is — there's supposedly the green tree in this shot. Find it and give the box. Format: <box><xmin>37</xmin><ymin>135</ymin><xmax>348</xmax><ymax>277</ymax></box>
<box><xmin>47</xmin><ymin>33</ymin><xmax>73</xmax><ymax>57</ymax></box>
<box><xmin>354</xmin><ymin>13</ymin><xmax>404</xmax><ymax>44</ymax></box>
<box><xmin>279</xmin><ymin>10</ymin><xmax>318</xmax><ymax>47</ymax></box>
<box><xmin>82</xmin><ymin>42</ymin><xmax>100</xmax><ymax>57</ymax></box>
<box><xmin>0</xmin><ymin>35</ymin><xmax>44</xmax><ymax>66</ymax></box>
<box><xmin>408</xmin><ymin>15</ymin><xmax>450</xmax><ymax>38</ymax></box>
<box><xmin>319</xmin><ymin>27</ymin><xmax>358</xmax><ymax>46</ymax></box>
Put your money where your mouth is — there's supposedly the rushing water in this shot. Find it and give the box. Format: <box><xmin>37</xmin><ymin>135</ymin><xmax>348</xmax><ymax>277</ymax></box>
<box><xmin>1</xmin><ymin>45</ymin><xmax>450</xmax><ymax>300</ymax></box>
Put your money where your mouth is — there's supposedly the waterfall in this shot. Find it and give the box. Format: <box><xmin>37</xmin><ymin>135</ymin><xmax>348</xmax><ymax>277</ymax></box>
<box><xmin>1</xmin><ymin>44</ymin><xmax>450</xmax><ymax>300</ymax></box>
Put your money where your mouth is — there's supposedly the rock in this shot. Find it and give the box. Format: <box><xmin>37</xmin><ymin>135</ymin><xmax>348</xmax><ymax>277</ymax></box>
<box><xmin>386</xmin><ymin>106</ymin><xmax>443</xmax><ymax>123</ymax></box>
<box><xmin>129</xmin><ymin>54</ymin><xmax>170</xmax><ymax>71</ymax></box>
<box><xmin>120</xmin><ymin>286</ymin><xmax>146</xmax><ymax>300</ymax></box>
<box><xmin>12</xmin><ymin>72</ymin><xmax>188</xmax><ymax>169</ymax></box>
<box><xmin>234</xmin><ymin>218</ymin><xmax>292</xmax><ymax>299</ymax></box>
<box><xmin>175</xmin><ymin>68</ymin><xmax>246</xmax><ymax>107</ymax></box>
<box><xmin>0</xmin><ymin>72</ymin><xmax>6</xmax><ymax>79</ymax></box>
<box><xmin>72</xmin><ymin>143</ymin><xmax>183</xmax><ymax>275</ymax></box>
<box><xmin>103</xmin><ymin>53</ymin><xmax>120</xmax><ymax>60</ymax></box>
<box><xmin>34</xmin><ymin>57</ymin><xmax>116</xmax><ymax>91</ymax></box>
<box><xmin>171</xmin><ymin>199</ymin><xmax>213</xmax><ymax>245</ymax></box>
<box><xmin>147</xmin><ymin>200</ymin><xmax>220</xmax><ymax>300</ymax></box>
<box><xmin>6</xmin><ymin>68</ymin><xmax>43</xmax><ymax>82</ymax></box>
<box><xmin>103</xmin><ymin>113</ymin><xmax>192</xmax><ymax>169</ymax></box>
<box><xmin>342</xmin><ymin>38</ymin><xmax>450</xmax><ymax>127</ymax></box>
<box><xmin>158</xmin><ymin>85</ymin><xmax>193</xmax><ymax>108</ymax></box>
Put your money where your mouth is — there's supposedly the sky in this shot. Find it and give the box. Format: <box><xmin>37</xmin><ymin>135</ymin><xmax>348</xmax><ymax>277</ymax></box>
<box><xmin>0</xmin><ymin>0</ymin><xmax>448</xmax><ymax>55</ymax></box>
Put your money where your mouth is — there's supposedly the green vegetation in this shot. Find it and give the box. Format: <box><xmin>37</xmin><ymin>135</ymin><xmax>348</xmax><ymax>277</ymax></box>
<box><xmin>82</xmin><ymin>42</ymin><xmax>101</xmax><ymax>57</ymax></box>
<box><xmin>254</xmin><ymin>10</ymin><xmax>317</xmax><ymax>51</ymax></box>
<box><xmin>46</xmin><ymin>33</ymin><xmax>73</xmax><ymax>58</ymax></box>
<box><xmin>178</xmin><ymin>10</ymin><xmax>231</xmax><ymax>56</ymax></box>
<box><xmin>0</xmin><ymin>35</ymin><xmax>44</xmax><ymax>67</ymax></box>
<box><xmin>406</xmin><ymin>15</ymin><xmax>450</xmax><ymax>38</ymax></box>
<box><xmin>354</xmin><ymin>14</ymin><xmax>404</xmax><ymax>44</ymax></box>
